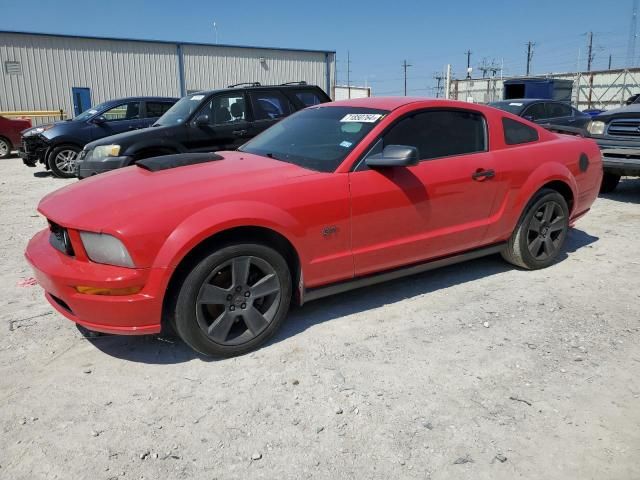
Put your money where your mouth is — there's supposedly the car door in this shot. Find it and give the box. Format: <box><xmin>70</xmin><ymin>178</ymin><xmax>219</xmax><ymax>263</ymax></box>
<box><xmin>545</xmin><ymin>102</ymin><xmax>574</xmax><ymax>126</ymax></box>
<box><xmin>142</xmin><ymin>100</ymin><xmax>175</xmax><ymax>127</ymax></box>
<box><xmin>184</xmin><ymin>92</ymin><xmax>251</xmax><ymax>152</ymax></box>
<box><xmin>92</xmin><ymin>101</ymin><xmax>145</xmax><ymax>138</ymax></box>
<box><xmin>348</xmin><ymin>109</ymin><xmax>500</xmax><ymax>277</ymax></box>
<box><xmin>246</xmin><ymin>89</ymin><xmax>294</xmax><ymax>137</ymax></box>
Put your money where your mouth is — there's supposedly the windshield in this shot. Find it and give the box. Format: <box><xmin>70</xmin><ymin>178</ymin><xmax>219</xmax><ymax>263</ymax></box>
<box><xmin>154</xmin><ymin>94</ymin><xmax>207</xmax><ymax>126</ymax></box>
<box><xmin>489</xmin><ymin>101</ymin><xmax>526</xmax><ymax>115</ymax></box>
<box><xmin>239</xmin><ymin>106</ymin><xmax>388</xmax><ymax>172</ymax></box>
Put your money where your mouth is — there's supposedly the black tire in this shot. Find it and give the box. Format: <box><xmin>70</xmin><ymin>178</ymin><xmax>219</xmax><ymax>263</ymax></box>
<box><xmin>0</xmin><ymin>137</ymin><xmax>12</xmax><ymax>159</ymax></box>
<box><xmin>600</xmin><ymin>173</ymin><xmax>621</xmax><ymax>193</ymax></box>
<box><xmin>501</xmin><ymin>189</ymin><xmax>569</xmax><ymax>270</ymax></box>
<box><xmin>174</xmin><ymin>243</ymin><xmax>292</xmax><ymax>357</ymax></box>
<box><xmin>47</xmin><ymin>145</ymin><xmax>81</xmax><ymax>178</ymax></box>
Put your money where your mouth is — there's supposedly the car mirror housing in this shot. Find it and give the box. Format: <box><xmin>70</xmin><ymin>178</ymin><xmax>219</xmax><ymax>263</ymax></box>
<box><xmin>365</xmin><ymin>145</ymin><xmax>419</xmax><ymax>168</ymax></box>
<box><xmin>194</xmin><ymin>115</ymin><xmax>210</xmax><ymax>127</ymax></box>
<box><xmin>92</xmin><ymin>115</ymin><xmax>106</xmax><ymax>125</ymax></box>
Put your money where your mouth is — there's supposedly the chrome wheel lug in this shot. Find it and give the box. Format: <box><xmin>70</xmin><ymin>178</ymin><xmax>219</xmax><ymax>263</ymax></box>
<box><xmin>229</xmin><ymin>305</ymin><xmax>235</xmax><ymax>311</ymax></box>
<box><xmin>241</xmin><ymin>303</ymin><xmax>246</xmax><ymax>309</ymax></box>
<box><xmin>226</xmin><ymin>294</ymin><xmax>233</xmax><ymax>301</ymax></box>
<box><xmin>244</xmin><ymin>291</ymin><xmax>250</xmax><ymax>297</ymax></box>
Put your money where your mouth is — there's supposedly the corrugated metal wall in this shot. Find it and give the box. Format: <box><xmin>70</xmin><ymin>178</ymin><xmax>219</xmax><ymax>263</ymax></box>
<box><xmin>182</xmin><ymin>44</ymin><xmax>331</xmax><ymax>92</ymax></box>
<box><xmin>0</xmin><ymin>32</ymin><xmax>179</xmax><ymax>115</ymax></box>
<box><xmin>0</xmin><ymin>32</ymin><xmax>334</xmax><ymax>119</ymax></box>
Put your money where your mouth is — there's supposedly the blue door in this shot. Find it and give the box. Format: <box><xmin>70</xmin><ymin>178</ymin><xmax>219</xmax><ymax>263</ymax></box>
<box><xmin>72</xmin><ymin>87</ymin><xmax>91</xmax><ymax>117</ymax></box>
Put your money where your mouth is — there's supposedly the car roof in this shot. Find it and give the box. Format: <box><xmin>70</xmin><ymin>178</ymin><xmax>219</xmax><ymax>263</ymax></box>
<box><xmin>491</xmin><ymin>99</ymin><xmax>550</xmax><ymax>105</ymax></box>
<box><xmin>189</xmin><ymin>84</ymin><xmax>324</xmax><ymax>97</ymax></box>
<box><xmin>319</xmin><ymin>96</ymin><xmax>504</xmax><ymax>112</ymax></box>
<box><xmin>101</xmin><ymin>96</ymin><xmax>179</xmax><ymax>106</ymax></box>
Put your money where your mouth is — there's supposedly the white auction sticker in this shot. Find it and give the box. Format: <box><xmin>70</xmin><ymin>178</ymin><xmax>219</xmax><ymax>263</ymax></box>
<box><xmin>339</xmin><ymin>140</ymin><xmax>353</xmax><ymax>148</ymax></box>
<box><xmin>190</xmin><ymin>95</ymin><xmax>205</xmax><ymax>101</ymax></box>
<box><xmin>340</xmin><ymin>113</ymin><xmax>382</xmax><ymax>123</ymax></box>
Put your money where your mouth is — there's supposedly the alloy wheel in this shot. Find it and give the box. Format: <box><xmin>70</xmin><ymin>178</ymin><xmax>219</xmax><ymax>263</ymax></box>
<box><xmin>526</xmin><ymin>200</ymin><xmax>566</xmax><ymax>260</ymax></box>
<box><xmin>195</xmin><ymin>256</ymin><xmax>282</xmax><ymax>346</ymax></box>
<box><xmin>0</xmin><ymin>139</ymin><xmax>9</xmax><ymax>157</ymax></box>
<box><xmin>55</xmin><ymin>149</ymin><xmax>78</xmax><ymax>174</ymax></box>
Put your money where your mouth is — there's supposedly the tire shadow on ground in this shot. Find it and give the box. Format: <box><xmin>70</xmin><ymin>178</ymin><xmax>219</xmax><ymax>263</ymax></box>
<box><xmin>84</xmin><ymin>228</ymin><xmax>599</xmax><ymax>364</ymax></box>
<box><xmin>599</xmin><ymin>177</ymin><xmax>640</xmax><ymax>204</ymax></box>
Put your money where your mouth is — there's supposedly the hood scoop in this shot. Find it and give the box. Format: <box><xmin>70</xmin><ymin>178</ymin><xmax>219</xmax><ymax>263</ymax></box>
<box><xmin>137</xmin><ymin>153</ymin><xmax>224</xmax><ymax>172</ymax></box>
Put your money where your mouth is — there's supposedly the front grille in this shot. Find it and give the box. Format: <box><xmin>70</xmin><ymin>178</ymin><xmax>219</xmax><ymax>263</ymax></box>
<box><xmin>48</xmin><ymin>221</ymin><xmax>75</xmax><ymax>256</ymax></box>
<box><xmin>607</xmin><ymin>118</ymin><xmax>640</xmax><ymax>137</ymax></box>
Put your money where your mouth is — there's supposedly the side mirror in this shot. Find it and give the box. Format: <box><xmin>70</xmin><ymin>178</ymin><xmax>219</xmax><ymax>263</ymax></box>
<box><xmin>194</xmin><ymin>114</ymin><xmax>210</xmax><ymax>127</ymax></box>
<box><xmin>365</xmin><ymin>145</ymin><xmax>419</xmax><ymax>168</ymax></box>
<box><xmin>92</xmin><ymin>115</ymin><xmax>106</xmax><ymax>125</ymax></box>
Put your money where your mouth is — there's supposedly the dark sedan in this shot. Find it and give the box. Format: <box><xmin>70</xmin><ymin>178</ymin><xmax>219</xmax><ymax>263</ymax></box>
<box><xmin>489</xmin><ymin>99</ymin><xmax>591</xmax><ymax>130</ymax></box>
<box><xmin>20</xmin><ymin>96</ymin><xmax>178</xmax><ymax>178</ymax></box>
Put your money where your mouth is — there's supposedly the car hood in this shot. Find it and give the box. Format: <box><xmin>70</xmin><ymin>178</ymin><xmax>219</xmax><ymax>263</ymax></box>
<box><xmin>38</xmin><ymin>150</ymin><xmax>317</xmax><ymax>236</ymax></box>
<box><xmin>84</xmin><ymin>125</ymin><xmax>164</xmax><ymax>149</ymax></box>
<box><xmin>595</xmin><ymin>104</ymin><xmax>640</xmax><ymax>120</ymax></box>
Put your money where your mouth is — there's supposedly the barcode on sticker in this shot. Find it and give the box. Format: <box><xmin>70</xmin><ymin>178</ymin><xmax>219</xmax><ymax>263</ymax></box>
<box><xmin>340</xmin><ymin>114</ymin><xmax>382</xmax><ymax>123</ymax></box>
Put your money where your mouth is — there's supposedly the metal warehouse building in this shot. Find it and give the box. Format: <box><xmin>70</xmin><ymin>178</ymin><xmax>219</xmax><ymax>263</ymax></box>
<box><xmin>0</xmin><ymin>31</ymin><xmax>335</xmax><ymax>119</ymax></box>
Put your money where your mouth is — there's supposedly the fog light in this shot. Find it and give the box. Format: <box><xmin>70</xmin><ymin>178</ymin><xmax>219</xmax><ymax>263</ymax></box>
<box><xmin>75</xmin><ymin>285</ymin><xmax>142</xmax><ymax>296</ymax></box>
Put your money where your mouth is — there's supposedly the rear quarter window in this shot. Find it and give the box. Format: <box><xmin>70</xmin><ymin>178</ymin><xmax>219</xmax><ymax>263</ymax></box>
<box><xmin>503</xmin><ymin>117</ymin><xmax>539</xmax><ymax>145</ymax></box>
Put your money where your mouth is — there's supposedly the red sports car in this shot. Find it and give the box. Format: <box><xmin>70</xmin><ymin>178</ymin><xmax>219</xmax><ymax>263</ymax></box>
<box><xmin>0</xmin><ymin>115</ymin><xmax>31</xmax><ymax>159</ymax></box>
<box><xmin>25</xmin><ymin>98</ymin><xmax>602</xmax><ymax>356</ymax></box>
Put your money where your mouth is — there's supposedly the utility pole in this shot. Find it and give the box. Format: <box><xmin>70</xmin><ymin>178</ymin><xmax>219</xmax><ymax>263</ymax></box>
<box><xmin>445</xmin><ymin>64</ymin><xmax>452</xmax><ymax>99</ymax></box>
<box><xmin>465</xmin><ymin>50</ymin><xmax>472</xmax><ymax>78</ymax></box>
<box><xmin>587</xmin><ymin>31</ymin><xmax>594</xmax><ymax>72</ymax></box>
<box><xmin>346</xmin><ymin>51</ymin><xmax>352</xmax><ymax>99</ymax></box>
<box><xmin>628</xmin><ymin>0</ymin><xmax>638</xmax><ymax>67</ymax></box>
<box><xmin>479</xmin><ymin>58</ymin><xmax>490</xmax><ymax>78</ymax></box>
<box><xmin>526</xmin><ymin>41</ymin><xmax>535</xmax><ymax>76</ymax></box>
<box><xmin>433</xmin><ymin>72</ymin><xmax>445</xmax><ymax>98</ymax></box>
<box><xmin>609</xmin><ymin>53</ymin><xmax>612</xmax><ymax>70</ymax></box>
<box><xmin>402</xmin><ymin>60</ymin><xmax>412</xmax><ymax>96</ymax></box>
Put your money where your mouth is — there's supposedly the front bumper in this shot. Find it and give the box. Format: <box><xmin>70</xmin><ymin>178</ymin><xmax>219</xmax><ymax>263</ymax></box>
<box><xmin>25</xmin><ymin>229</ymin><xmax>165</xmax><ymax>335</ymax></box>
<box><xmin>594</xmin><ymin>138</ymin><xmax>640</xmax><ymax>175</ymax></box>
<box><xmin>76</xmin><ymin>154</ymin><xmax>132</xmax><ymax>179</ymax></box>
<box><xmin>19</xmin><ymin>135</ymin><xmax>50</xmax><ymax>166</ymax></box>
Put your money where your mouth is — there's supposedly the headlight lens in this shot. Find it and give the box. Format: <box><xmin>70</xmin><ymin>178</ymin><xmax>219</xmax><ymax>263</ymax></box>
<box><xmin>587</xmin><ymin>120</ymin><xmax>605</xmax><ymax>135</ymax></box>
<box><xmin>79</xmin><ymin>232</ymin><xmax>135</xmax><ymax>268</ymax></box>
<box><xmin>24</xmin><ymin>124</ymin><xmax>53</xmax><ymax>136</ymax></box>
<box><xmin>93</xmin><ymin>144</ymin><xmax>121</xmax><ymax>158</ymax></box>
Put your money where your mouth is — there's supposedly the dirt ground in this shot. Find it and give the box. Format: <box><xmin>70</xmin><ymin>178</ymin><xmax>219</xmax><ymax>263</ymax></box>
<box><xmin>0</xmin><ymin>156</ymin><xmax>639</xmax><ymax>480</ymax></box>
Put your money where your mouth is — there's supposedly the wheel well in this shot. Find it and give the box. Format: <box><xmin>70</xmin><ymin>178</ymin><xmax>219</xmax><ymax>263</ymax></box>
<box><xmin>161</xmin><ymin>226</ymin><xmax>301</xmax><ymax>332</ymax></box>
<box><xmin>540</xmin><ymin>180</ymin><xmax>574</xmax><ymax>212</ymax></box>
<box><xmin>0</xmin><ymin>135</ymin><xmax>12</xmax><ymax>147</ymax></box>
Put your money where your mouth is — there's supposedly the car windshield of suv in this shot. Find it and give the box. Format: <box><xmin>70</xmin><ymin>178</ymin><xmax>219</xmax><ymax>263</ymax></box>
<box><xmin>154</xmin><ymin>94</ymin><xmax>207</xmax><ymax>126</ymax></box>
<box><xmin>239</xmin><ymin>106</ymin><xmax>388</xmax><ymax>172</ymax></box>
<box><xmin>73</xmin><ymin>102</ymin><xmax>111</xmax><ymax>121</ymax></box>
<box><xmin>489</xmin><ymin>101</ymin><xmax>527</xmax><ymax>115</ymax></box>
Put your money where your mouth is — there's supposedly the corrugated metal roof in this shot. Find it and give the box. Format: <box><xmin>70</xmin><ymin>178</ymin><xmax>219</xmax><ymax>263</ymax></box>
<box><xmin>0</xmin><ymin>30</ymin><xmax>335</xmax><ymax>54</ymax></box>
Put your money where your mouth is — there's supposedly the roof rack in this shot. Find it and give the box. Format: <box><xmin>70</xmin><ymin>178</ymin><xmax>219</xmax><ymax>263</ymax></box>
<box><xmin>227</xmin><ymin>82</ymin><xmax>262</xmax><ymax>88</ymax></box>
<box><xmin>280</xmin><ymin>81</ymin><xmax>308</xmax><ymax>86</ymax></box>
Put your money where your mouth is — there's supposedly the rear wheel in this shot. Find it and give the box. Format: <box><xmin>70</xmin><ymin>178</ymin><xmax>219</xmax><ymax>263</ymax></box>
<box><xmin>501</xmin><ymin>189</ymin><xmax>569</xmax><ymax>270</ymax></box>
<box><xmin>48</xmin><ymin>145</ymin><xmax>81</xmax><ymax>178</ymax></box>
<box><xmin>174</xmin><ymin>243</ymin><xmax>291</xmax><ymax>357</ymax></box>
<box><xmin>0</xmin><ymin>137</ymin><xmax>12</xmax><ymax>159</ymax></box>
<box><xmin>599</xmin><ymin>173</ymin><xmax>621</xmax><ymax>193</ymax></box>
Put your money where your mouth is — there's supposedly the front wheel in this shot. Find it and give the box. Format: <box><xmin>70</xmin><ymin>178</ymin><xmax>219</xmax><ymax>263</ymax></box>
<box><xmin>48</xmin><ymin>145</ymin><xmax>81</xmax><ymax>178</ymax></box>
<box><xmin>174</xmin><ymin>243</ymin><xmax>292</xmax><ymax>357</ymax></box>
<box><xmin>501</xmin><ymin>189</ymin><xmax>569</xmax><ymax>270</ymax></box>
<box><xmin>0</xmin><ymin>137</ymin><xmax>12</xmax><ymax>159</ymax></box>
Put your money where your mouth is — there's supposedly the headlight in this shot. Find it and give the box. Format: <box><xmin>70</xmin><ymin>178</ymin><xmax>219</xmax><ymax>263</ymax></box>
<box><xmin>24</xmin><ymin>124</ymin><xmax>53</xmax><ymax>136</ymax></box>
<box><xmin>93</xmin><ymin>144</ymin><xmax>121</xmax><ymax>158</ymax></box>
<box><xmin>587</xmin><ymin>120</ymin><xmax>605</xmax><ymax>135</ymax></box>
<box><xmin>79</xmin><ymin>232</ymin><xmax>135</xmax><ymax>268</ymax></box>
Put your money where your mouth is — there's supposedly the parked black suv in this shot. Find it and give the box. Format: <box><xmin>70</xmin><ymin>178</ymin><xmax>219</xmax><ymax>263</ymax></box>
<box><xmin>587</xmin><ymin>104</ymin><xmax>640</xmax><ymax>192</ymax></box>
<box><xmin>20</xmin><ymin>96</ymin><xmax>178</xmax><ymax>178</ymax></box>
<box><xmin>76</xmin><ymin>83</ymin><xmax>331</xmax><ymax>179</ymax></box>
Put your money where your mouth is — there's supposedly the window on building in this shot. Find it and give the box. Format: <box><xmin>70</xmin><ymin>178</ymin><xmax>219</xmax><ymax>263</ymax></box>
<box><xmin>503</xmin><ymin>117</ymin><xmax>539</xmax><ymax>145</ymax></box>
<box><xmin>4</xmin><ymin>61</ymin><xmax>21</xmax><ymax>75</ymax></box>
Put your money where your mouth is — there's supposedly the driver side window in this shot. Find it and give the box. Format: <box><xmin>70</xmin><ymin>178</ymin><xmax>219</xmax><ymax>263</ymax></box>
<box><xmin>200</xmin><ymin>94</ymin><xmax>246</xmax><ymax>125</ymax></box>
<box><xmin>102</xmin><ymin>102</ymin><xmax>141</xmax><ymax>121</ymax></box>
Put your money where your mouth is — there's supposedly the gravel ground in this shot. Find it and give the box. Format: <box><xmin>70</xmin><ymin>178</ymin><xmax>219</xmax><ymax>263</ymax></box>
<box><xmin>1</xmin><ymin>156</ymin><xmax>639</xmax><ymax>480</ymax></box>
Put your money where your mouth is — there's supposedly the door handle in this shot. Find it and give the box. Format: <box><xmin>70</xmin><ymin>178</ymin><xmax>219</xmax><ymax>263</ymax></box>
<box><xmin>232</xmin><ymin>129</ymin><xmax>248</xmax><ymax>136</ymax></box>
<box><xmin>471</xmin><ymin>168</ymin><xmax>495</xmax><ymax>180</ymax></box>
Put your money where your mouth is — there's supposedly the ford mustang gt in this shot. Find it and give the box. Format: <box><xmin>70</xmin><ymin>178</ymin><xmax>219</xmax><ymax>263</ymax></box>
<box><xmin>25</xmin><ymin>97</ymin><xmax>602</xmax><ymax>356</ymax></box>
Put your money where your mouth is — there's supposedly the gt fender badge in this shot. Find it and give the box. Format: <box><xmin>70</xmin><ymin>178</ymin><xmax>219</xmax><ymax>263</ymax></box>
<box><xmin>322</xmin><ymin>226</ymin><xmax>338</xmax><ymax>237</ymax></box>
